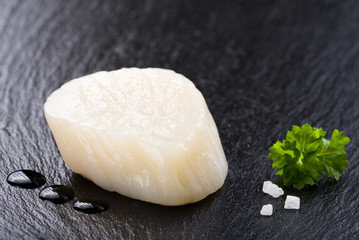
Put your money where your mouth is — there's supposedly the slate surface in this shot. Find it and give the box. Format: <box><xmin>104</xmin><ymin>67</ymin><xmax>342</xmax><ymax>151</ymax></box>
<box><xmin>1</xmin><ymin>0</ymin><xmax>359</xmax><ymax>239</ymax></box>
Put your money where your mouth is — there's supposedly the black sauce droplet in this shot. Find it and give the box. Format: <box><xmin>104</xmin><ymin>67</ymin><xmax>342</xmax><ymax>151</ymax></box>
<box><xmin>73</xmin><ymin>199</ymin><xmax>109</xmax><ymax>214</ymax></box>
<box><xmin>7</xmin><ymin>170</ymin><xmax>46</xmax><ymax>189</ymax></box>
<box><xmin>39</xmin><ymin>185</ymin><xmax>74</xmax><ymax>204</ymax></box>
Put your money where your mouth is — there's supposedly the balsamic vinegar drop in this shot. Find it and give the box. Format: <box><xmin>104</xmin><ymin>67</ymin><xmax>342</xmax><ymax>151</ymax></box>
<box><xmin>7</xmin><ymin>170</ymin><xmax>110</xmax><ymax>214</ymax></box>
<box><xmin>73</xmin><ymin>199</ymin><xmax>109</xmax><ymax>214</ymax></box>
<box><xmin>39</xmin><ymin>185</ymin><xmax>74</xmax><ymax>204</ymax></box>
<box><xmin>7</xmin><ymin>170</ymin><xmax>46</xmax><ymax>189</ymax></box>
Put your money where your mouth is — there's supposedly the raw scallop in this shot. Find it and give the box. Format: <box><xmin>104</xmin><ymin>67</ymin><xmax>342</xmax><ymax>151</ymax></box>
<box><xmin>44</xmin><ymin>68</ymin><xmax>228</xmax><ymax>206</ymax></box>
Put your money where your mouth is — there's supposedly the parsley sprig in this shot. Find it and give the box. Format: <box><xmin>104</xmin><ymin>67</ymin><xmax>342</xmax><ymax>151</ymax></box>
<box><xmin>268</xmin><ymin>123</ymin><xmax>350</xmax><ymax>190</ymax></box>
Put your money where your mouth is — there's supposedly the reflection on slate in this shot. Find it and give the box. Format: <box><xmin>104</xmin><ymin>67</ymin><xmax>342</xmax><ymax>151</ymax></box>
<box><xmin>71</xmin><ymin>173</ymin><xmax>224</xmax><ymax>218</ymax></box>
<box><xmin>1</xmin><ymin>0</ymin><xmax>359</xmax><ymax>239</ymax></box>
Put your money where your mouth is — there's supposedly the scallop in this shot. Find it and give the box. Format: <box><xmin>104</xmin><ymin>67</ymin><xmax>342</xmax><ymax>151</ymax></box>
<box><xmin>44</xmin><ymin>68</ymin><xmax>227</xmax><ymax>206</ymax></box>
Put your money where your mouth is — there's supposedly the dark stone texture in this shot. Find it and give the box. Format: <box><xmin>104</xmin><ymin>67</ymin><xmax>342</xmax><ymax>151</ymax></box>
<box><xmin>1</xmin><ymin>0</ymin><xmax>359</xmax><ymax>239</ymax></box>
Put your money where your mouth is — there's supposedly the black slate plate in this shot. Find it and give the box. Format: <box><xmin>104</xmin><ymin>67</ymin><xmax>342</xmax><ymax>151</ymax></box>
<box><xmin>1</xmin><ymin>0</ymin><xmax>359</xmax><ymax>239</ymax></box>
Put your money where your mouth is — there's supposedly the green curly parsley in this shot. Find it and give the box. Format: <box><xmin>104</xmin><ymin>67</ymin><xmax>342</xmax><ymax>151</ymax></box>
<box><xmin>268</xmin><ymin>123</ymin><xmax>350</xmax><ymax>190</ymax></box>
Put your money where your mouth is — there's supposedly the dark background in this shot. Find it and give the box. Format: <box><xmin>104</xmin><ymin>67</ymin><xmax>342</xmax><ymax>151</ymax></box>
<box><xmin>1</xmin><ymin>0</ymin><xmax>359</xmax><ymax>239</ymax></box>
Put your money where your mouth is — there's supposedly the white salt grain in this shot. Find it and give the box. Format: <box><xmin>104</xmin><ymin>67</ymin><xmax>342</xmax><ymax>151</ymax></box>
<box><xmin>284</xmin><ymin>195</ymin><xmax>300</xmax><ymax>209</ymax></box>
<box><xmin>262</xmin><ymin>181</ymin><xmax>284</xmax><ymax>198</ymax></box>
<box><xmin>260</xmin><ymin>204</ymin><xmax>273</xmax><ymax>216</ymax></box>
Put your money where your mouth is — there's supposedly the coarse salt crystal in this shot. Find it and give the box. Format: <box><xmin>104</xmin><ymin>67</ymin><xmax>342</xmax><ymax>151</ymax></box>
<box><xmin>284</xmin><ymin>195</ymin><xmax>300</xmax><ymax>209</ymax></box>
<box><xmin>260</xmin><ymin>204</ymin><xmax>273</xmax><ymax>216</ymax></box>
<box><xmin>262</xmin><ymin>181</ymin><xmax>284</xmax><ymax>198</ymax></box>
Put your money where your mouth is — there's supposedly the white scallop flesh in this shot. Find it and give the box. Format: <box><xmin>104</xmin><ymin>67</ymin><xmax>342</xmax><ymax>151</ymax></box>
<box><xmin>44</xmin><ymin>68</ymin><xmax>228</xmax><ymax>206</ymax></box>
